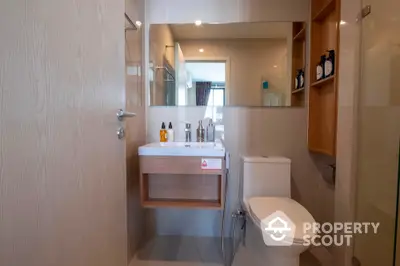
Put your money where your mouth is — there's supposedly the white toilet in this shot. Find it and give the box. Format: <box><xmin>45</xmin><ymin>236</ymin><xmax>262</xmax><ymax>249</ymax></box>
<box><xmin>236</xmin><ymin>156</ymin><xmax>316</xmax><ymax>266</ymax></box>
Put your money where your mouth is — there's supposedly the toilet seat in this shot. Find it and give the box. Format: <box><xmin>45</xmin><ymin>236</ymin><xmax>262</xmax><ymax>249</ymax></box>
<box><xmin>244</xmin><ymin>197</ymin><xmax>316</xmax><ymax>245</ymax></box>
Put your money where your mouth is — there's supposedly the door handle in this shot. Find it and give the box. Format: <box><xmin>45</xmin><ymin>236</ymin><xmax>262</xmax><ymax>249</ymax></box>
<box><xmin>117</xmin><ymin>109</ymin><xmax>136</xmax><ymax>121</ymax></box>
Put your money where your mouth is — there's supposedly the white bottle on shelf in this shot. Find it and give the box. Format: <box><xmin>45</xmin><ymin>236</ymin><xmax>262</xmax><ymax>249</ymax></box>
<box><xmin>167</xmin><ymin>122</ymin><xmax>174</xmax><ymax>142</ymax></box>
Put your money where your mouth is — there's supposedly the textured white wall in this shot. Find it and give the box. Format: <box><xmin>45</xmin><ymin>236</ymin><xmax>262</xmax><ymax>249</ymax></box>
<box><xmin>0</xmin><ymin>1</ymin><xmax>127</xmax><ymax>266</ymax></box>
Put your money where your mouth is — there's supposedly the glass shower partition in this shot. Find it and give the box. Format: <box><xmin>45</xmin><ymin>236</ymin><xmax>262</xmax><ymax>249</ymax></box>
<box><xmin>353</xmin><ymin>0</ymin><xmax>400</xmax><ymax>265</ymax></box>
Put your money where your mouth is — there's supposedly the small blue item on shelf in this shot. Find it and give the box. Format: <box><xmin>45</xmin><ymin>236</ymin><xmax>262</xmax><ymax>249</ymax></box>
<box><xmin>262</xmin><ymin>80</ymin><xmax>269</xmax><ymax>89</ymax></box>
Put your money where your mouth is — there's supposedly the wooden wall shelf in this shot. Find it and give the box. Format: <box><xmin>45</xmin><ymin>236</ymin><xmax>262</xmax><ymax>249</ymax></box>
<box><xmin>311</xmin><ymin>75</ymin><xmax>335</xmax><ymax>87</ymax></box>
<box><xmin>292</xmin><ymin>88</ymin><xmax>305</xmax><ymax>94</ymax></box>
<box><xmin>293</xmin><ymin>28</ymin><xmax>306</xmax><ymax>41</ymax></box>
<box><xmin>139</xmin><ymin>156</ymin><xmax>225</xmax><ymax>209</ymax></box>
<box><xmin>308</xmin><ymin>0</ymin><xmax>340</xmax><ymax>156</ymax></box>
<box><xmin>312</xmin><ymin>0</ymin><xmax>336</xmax><ymax>22</ymax></box>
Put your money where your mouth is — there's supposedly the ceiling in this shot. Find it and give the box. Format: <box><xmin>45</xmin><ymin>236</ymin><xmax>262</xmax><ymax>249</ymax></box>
<box><xmin>169</xmin><ymin>22</ymin><xmax>291</xmax><ymax>40</ymax></box>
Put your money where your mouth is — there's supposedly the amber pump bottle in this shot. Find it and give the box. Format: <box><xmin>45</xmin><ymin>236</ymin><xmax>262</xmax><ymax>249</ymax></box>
<box><xmin>160</xmin><ymin>122</ymin><xmax>168</xmax><ymax>142</ymax></box>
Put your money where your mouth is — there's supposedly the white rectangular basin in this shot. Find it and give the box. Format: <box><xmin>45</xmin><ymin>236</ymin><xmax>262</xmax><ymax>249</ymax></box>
<box><xmin>138</xmin><ymin>141</ymin><xmax>225</xmax><ymax>157</ymax></box>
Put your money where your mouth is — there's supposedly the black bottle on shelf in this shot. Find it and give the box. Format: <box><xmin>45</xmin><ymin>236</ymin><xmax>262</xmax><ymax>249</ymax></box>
<box><xmin>299</xmin><ymin>69</ymin><xmax>305</xmax><ymax>88</ymax></box>
<box><xmin>324</xmin><ymin>50</ymin><xmax>335</xmax><ymax>78</ymax></box>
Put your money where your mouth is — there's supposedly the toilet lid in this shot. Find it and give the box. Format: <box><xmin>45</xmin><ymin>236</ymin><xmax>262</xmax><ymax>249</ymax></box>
<box><xmin>248</xmin><ymin>197</ymin><xmax>316</xmax><ymax>242</ymax></box>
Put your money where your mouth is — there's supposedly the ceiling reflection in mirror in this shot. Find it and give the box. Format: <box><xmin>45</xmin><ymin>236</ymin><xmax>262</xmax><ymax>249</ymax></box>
<box><xmin>149</xmin><ymin>22</ymin><xmax>306</xmax><ymax>107</ymax></box>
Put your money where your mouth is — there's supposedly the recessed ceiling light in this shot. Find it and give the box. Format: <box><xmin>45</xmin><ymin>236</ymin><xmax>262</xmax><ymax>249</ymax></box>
<box><xmin>273</xmin><ymin>65</ymin><xmax>278</xmax><ymax>68</ymax></box>
<box><xmin>340</xmin><ymin>20</ymin><xmax>347</xmax><ymax>25</ymax></box>
<box><xmin>135</xmin><ymin>20</ymin><xmax>142</xmax><ymax>27</ymax></box>
<box><xmin>195</xmin><ymin>20</ymin><xmax>202</xmax><ymax>26</ymax></box>
<box><xmin>199</xmin><ymin>48</ymin><xmax>204</xmax><ymax>53</ymax></box>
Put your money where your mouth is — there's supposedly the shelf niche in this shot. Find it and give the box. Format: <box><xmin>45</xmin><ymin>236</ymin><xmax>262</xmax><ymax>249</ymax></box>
<box><xmin>308</xmin><ymin>0</ymin><xmax>340</xmax><ymax>156</ymax></box>
<box><xmin>291</xmin><ymin>22</ymin><xmax>307</xmax><ymax>107</ymax></box>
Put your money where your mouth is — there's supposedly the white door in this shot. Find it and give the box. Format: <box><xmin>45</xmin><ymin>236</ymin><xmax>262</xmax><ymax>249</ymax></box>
<box><xmin>0</xmin><ymin>1</ymin><xmax>128</xmax><ymax>266</ymax></box>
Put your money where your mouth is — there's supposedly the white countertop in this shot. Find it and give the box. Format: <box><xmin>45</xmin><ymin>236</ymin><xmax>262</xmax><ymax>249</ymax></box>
<box><xmin>138</xmin><ymin>141</ymin><xmax>225</xmax><ymax>157</ymax></box>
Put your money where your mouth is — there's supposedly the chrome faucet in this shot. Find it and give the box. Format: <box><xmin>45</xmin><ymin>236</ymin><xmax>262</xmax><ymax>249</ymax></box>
<box><xmin>184</xmin><ymin>123</ymin><xmax>192</xmax><ymax>143</ymax></box>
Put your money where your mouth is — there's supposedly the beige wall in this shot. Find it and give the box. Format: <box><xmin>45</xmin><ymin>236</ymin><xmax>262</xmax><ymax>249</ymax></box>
<box><xmin>179</xmin><ymin>39</ymin><xmax>290</xmax><ymax>106</ymax></box>
<box><xmin>149</xmin><ymin>25</ymin><xmax>175</xmax><ymax>105</ymax></box>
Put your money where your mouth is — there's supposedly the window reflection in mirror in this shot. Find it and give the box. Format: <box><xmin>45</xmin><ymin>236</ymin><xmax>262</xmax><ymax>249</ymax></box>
<box><xmin>149</xmin><ymin>22</ymin><xmax>306</xmax><ymax>107</ymax></box>
<box><xmin>185</xmin><ymin>62</ymin><xmax>226</xmax><ymax>106</ymax></box>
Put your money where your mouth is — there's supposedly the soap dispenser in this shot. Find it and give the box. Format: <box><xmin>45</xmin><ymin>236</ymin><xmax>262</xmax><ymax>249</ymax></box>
<box><xmin>299</xmin><ymin>68</ymin><xmax>305</xmax><ymax>88</ymax></box>
<box><xmin>324</xmin><ymin>50</ymin><xmax>335</xmax><ymax>78</ymax></box>
<box><xmin>206</xmin><ymin>119</ymin><xmax>215</xmax><ymax>142</ymax></box>
<box><xmin>316</xmin><ymin>55</ymin><xmax>326</xmax><ymax>81</ymax></box>
<box><xmin>167</xmin><ymin>122</ymin><xmax>174</xmax><ymax>142</ymax></box>
<box><xmin>159</xmin><ymin>122</ymin><xmax>168</xmax><ymax>142</ymax></box>
<box><xmin>196</xmin><ymin>120</ymin><xmax>205</xmax><ymax>142</ymax></box>
<box><xmin>295</xmin><ymin>69</ymin><xmax>300</xmax><ymax>90</ymax></box>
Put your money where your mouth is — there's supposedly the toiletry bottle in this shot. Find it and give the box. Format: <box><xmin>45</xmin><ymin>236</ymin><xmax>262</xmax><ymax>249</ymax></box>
<box><xmin>316</xmin><ymin>55</ymin><xmax>326</xmax><ymax>81</ymax></box>
<box><xmin>206</xmin><ymin>119</ymin><xmax>215</xmax><ymax>142</ymax></box>
<box><xmin>324</xmin><ymin>50</ymin><xmax>335</xmax><ymax>78</ymax></box>
<box><xmin>184</xmin><ymin>123</ymin><xmax>191</xmax><ymax>143</ymax></box>
<box><xmin>167</xmin><ymin>122</ymin><xmax>174</xmax><ymax>142</ymax></box>
<box><xmin>160</xmin><ymin>122</ymin><xmax>168</xmax><ymax>142</ymax></box>
<box><xmin>196</xmin><ymin>120</ymin><xmax>205</xmax><ymax>142</ymax></box>
<box><xmin>295</xmin><ymin>69</ymin><xmax>301</xmax><ymax>90</ymax></box>
<box><xmin>299</xmin><ymin>69</ymin><xmax>305</xmax><ymax>88</ymax></box>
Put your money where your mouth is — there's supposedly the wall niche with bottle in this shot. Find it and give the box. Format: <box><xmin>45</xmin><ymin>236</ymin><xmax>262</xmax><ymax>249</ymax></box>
<box><xmin>308</xmin><ymin>0</ymin><xmax>340</xmax><ymax>156</ymax></box>
<box><xmin>291</xmin><ymin>22</ymin><xmax>307</xmax><ymax>107</ymax></box>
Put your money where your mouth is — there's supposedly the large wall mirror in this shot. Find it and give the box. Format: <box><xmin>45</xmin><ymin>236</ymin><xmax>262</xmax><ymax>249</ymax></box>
<box><xmin>149</xmin><ymin>22</ymin><xmax>307</xmax><ymax>107</ymax></box>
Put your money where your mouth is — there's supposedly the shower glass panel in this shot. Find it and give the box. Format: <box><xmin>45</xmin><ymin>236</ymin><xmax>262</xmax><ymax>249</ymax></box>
<box><xmin>354</xmin><ymin>0</ymin><xmax>400</xmax><ymax>265</ymax></box>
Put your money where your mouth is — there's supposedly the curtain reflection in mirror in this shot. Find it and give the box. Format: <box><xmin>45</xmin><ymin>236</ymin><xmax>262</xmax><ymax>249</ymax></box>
<box><xmin>196</xmin><ymin>82</ymin><xmax>211</xmax><ymax>106</ymax></box>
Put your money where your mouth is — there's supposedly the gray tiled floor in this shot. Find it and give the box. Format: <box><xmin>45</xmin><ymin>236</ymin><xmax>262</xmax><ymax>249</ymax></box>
<box><xmin>129</xmin><ymin>236</ymin><xmax>321</xmax><ymax>266</ymax></box>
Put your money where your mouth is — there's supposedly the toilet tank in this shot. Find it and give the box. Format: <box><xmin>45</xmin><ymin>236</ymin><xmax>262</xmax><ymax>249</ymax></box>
<box><xmin>241</xmin><ymin>156</ymin><xmax>291</xmax><ymax>201</ymax></box>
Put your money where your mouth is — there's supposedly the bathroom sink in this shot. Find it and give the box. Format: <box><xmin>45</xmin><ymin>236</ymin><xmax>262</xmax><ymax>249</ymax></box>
<box><xmin>138</xmin><ymin>141</ymin><xmax>225</xmax><ymax>157</ymax></box>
